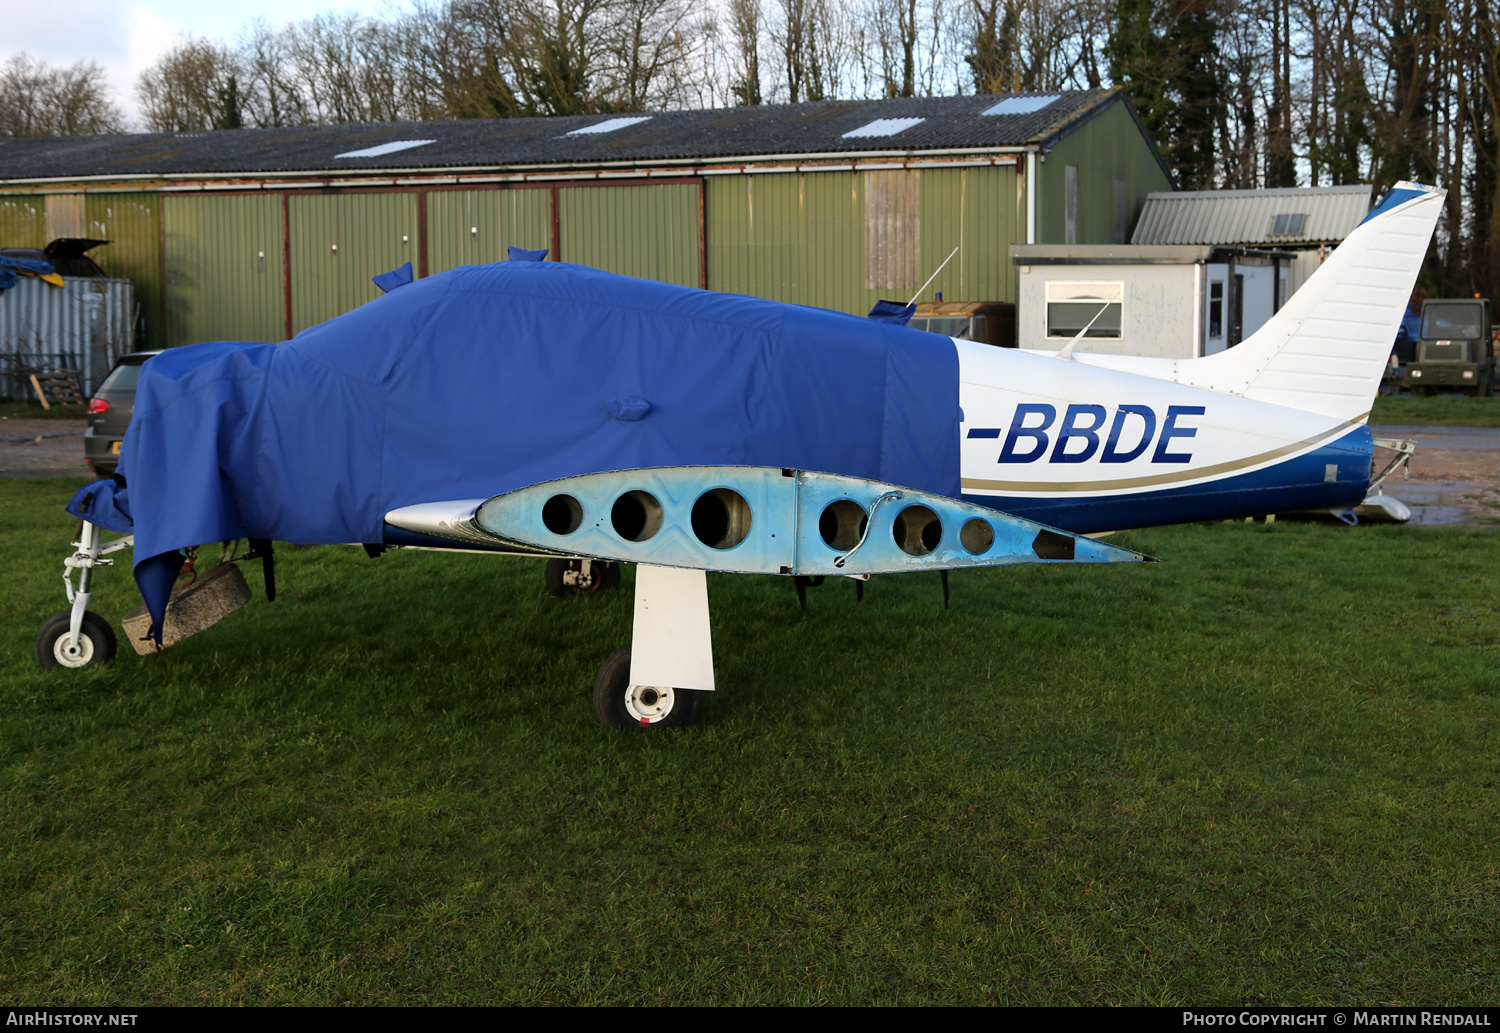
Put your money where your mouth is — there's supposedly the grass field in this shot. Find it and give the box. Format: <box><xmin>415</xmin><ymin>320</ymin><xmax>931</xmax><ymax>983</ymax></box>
<box><xmin>2</xmin><ymin>477</ymin><xmax>1498</xmax><ymax>1005</ymax></box>
<box><xmin>1370</xmin><ymin>395</ymin><xmax>1500</xmax><ymax>426</ymax></box>
<box><xmin>0</xmin><ymin>401</ymin><xmax>87</xmax><ymax>422</ymax></box>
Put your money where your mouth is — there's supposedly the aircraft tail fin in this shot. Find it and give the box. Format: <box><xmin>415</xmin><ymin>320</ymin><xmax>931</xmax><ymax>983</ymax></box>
<box><xmin>1178</xmin><ymin>182</ymin><xmax>1444</xmax><ymax>422</ymax></box>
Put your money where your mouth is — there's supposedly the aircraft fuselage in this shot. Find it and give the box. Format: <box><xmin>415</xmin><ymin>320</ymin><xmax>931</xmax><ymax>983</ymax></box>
<box><xmin>955</xmin><ymin>341</ymin><xmax>1372</xmax><ymax>534</ymax></box>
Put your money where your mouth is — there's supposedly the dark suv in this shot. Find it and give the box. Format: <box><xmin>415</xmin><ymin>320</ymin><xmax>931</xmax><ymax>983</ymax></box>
<box><xmin>85</xmin><ymin>352</ymin><xmax>159</xmax><ymax>477</ymax></box>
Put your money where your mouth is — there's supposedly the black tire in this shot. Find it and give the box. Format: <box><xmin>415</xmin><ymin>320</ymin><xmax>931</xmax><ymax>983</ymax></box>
<box><xmin>592</xmin><ymin>645</ymin><xmax>703</xmax><ymax>729</ymax></box>
<box><xmin>35</xmin><ymin>611</ymin><xmax>117</xmax><ymax>669</ymax></box>
<box><xmin>545</xmin><ymin>558</ymin><xmax>620</xmax><ymax>597</ymax></box>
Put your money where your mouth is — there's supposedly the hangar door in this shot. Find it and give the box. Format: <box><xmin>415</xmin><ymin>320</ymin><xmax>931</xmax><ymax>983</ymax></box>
<box><xmin>427</xmin><ymin>188</ymin><xmax>552</xmax><ymax>274</ymax></box>
<box><xmin>163</xmin><ymin>194</ymin><xmax>286</xmax><ymax>347</ymax></box>
<box><xmin>289</xmin><ymin>192</ymin><xmax>418</xmax><ymax>335</ymax></box>
<box><xmin>558</xmin><ymin>182</ymin><xmax>702</xmax><ymax>288</ymax></box>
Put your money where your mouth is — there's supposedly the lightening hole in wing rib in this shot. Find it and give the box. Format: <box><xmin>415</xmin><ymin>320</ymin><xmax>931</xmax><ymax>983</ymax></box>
<box><xmin>1032</xmin><ymin>529</ymin><xmax>1075</xmax><ymax>560</ymax></box>
<box><xmin>691</xmin><ymin>488</ymin><xmax>752</xmax><ymax>550</ymax></box>
<box><xmin>818</xmin><ymin>500</ymin><xmax>869</xmax><ymax>550</ymax></box>
<box><xmin>893</xmin><ymin>505</ymin><xmax>942</xmax><ymax>556</ymax></box>
<box><xmin>960</xmin><ymin>518</ymin><xmax>995</xmax><ymax>554</ymax></box>
<box><xmin>611</xmin><ymin>490</ymin><xmax>662</xmax><ymax>542</ymax></box>
<box><xmin>542</xmin><ymin>494</ymin><xmax>584</xmax><ymax>536</ymax></box>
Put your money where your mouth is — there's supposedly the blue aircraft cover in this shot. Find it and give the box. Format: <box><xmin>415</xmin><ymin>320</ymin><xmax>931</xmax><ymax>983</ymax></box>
<box><xmin>119</xmin><ymin>260</ymin><xmax>960</xmax><ymax>608</ymax></box>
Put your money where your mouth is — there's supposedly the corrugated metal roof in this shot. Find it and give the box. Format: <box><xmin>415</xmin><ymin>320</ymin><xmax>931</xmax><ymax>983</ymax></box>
<box><xmin>0</xmin><ymin>91</ymin><xmax>1125</xmax><ymax>183</ymax></box>
<box><xmin>1132</xmin><ymin>184</ymin><xmax>1372</xmax><ymax>246</ymax></box>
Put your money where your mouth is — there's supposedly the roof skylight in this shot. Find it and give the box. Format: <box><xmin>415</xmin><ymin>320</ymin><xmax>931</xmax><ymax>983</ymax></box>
<box><xmin>982</xmin><ymin>95</ymin><xmax>1061</xmax><ymax>116</ymax></box>
<box><xmin>841</xmin><ymin>117</ymin><xmax>925</xmax><ymax>139</ymax></box>
<box><xmin>567</xmin><ymin>116</ymin><xmax>654</xmax><ymax>136</ymax></box>
<box><xmin>1271</xmin><ymin>213</ymin><xmax>1308</xmax><ymax>235</ymax></box>
<box><xmin>334</xmin><ymin>139</ymin><xmax>436</xmax><ymax>159</ymax></box>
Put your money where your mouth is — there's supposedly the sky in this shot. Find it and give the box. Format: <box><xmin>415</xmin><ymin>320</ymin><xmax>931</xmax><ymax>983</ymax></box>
<box><xmin>6</xmin><ymin>0</ymin><xmax>382</xmax><ymax>125</ymax></box>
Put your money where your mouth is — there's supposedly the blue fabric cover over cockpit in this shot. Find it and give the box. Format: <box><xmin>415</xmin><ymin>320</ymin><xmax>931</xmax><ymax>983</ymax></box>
<box><xmin>120</xmin><ymin>261</ymin><xmax>960</xmax><ymax>576</ymax></box>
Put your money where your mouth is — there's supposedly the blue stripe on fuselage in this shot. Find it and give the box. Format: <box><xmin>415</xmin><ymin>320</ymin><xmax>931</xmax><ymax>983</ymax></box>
<box><xmin>963</xmin><ymin>426</ymin><xmax>1373</xmax><ymax>534</ymax></box>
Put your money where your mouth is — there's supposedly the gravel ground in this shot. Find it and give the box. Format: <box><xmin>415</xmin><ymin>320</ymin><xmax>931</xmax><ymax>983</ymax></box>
<box><xmin>0</xmin><ymin>418</ymin><xmax>93</xmax><ymax>479</ymax></box>
<box><xmin>1370</xmin><ymin>425</ymin><xmax>1500</xmax><ymax>526</ymax></box>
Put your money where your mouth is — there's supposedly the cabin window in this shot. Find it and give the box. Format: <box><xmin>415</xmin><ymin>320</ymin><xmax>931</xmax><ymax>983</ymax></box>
<box><xmin>913</xmin><ymin>316</ymin><xmax>974</xmax><ymax>338</ymax></box>
<box><xmin>1046</xmin><ymin>281</ymin><xmax>1122</xmax><ymax>339</ymax></box>
<box><xmin>1208</xmin><ymin>281</ymin><xmax>1224</xmax><ymax>339</ymax></box>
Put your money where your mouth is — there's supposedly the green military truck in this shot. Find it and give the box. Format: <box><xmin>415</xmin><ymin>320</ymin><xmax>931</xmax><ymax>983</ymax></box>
<box><xmin>1406</xmin><ymin>297</ymin><xmax>1495</xmax><ymax>396</ymax></box>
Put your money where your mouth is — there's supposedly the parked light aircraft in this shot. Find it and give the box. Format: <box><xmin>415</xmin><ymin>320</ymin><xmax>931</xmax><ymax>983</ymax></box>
<box><xmin>43</xmin><ymin>182</ymin><xmax>1442</xmax><ymax>730</ymax></box>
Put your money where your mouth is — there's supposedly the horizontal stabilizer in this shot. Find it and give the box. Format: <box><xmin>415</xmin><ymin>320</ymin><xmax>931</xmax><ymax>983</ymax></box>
<box><xmin>460</xmin><ymin>466</ymin><xmax>1150</xmax><ymax>574</ymax></box>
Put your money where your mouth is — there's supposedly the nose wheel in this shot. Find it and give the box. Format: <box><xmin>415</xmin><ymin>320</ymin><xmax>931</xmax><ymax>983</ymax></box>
<box><xmin>35</xmin><ymin>611</ymin><xmax>117</xmax><ymax>669</ymax></box>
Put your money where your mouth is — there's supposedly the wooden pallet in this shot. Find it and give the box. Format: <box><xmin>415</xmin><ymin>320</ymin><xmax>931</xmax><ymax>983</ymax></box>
<box><xmin>29</xmin><ymin>371</ymin><xmax>84</xmax><ymax>409</ymax></box>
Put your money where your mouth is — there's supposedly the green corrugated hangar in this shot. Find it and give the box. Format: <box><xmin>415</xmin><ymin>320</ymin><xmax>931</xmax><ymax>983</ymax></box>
<box><xmin>0</xmin><ymin>89</ymin><xmax>1173</xmax><ymax>351</ymax></box>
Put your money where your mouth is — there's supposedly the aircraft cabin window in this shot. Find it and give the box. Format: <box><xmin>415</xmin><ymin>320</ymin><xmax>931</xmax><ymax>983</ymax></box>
<box><xmin>1045</xmin><ymin>281</ymin><xmax>1123</xmax><ymax>339</ymax></box>
<box><xmin>913</xmin><ymin>316</ymin><xmax>974</xmax><ymax>339</ymax></box>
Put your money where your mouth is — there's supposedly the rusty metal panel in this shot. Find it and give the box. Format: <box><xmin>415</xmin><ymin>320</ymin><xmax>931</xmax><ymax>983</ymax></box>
<box><xmin>163</xmin><ymin>193</ymin><xmax>285</xmax><ymax>347</ymax></box>
<box><xmin>46</xmin><ymin>194</ymin><xmax>85</xmax><ymax>239</ymax></box>
<box><xmin>290</xmin><ymin>192</ymin><xmax>418</xmax><ymax>333</ymax></box>
<box><xmin>558</xmin><ymin>183</ymin><xmax>698</xmax><ymax>287</ymax></box>
<box><xmin>0</xmin><ymin>196</ymin><xmax>45</xmax><ymax>247</ymax></box>
<box><xmin>86</xmin><ymin>193</ymin><xmax>164</xmax><ymax>350</ymax></box>
<box><xmin>864</xmin><ymin>170</ymin><xmax>920</xmax><ymax>290</ymax></box>
<box><xmin>0</xmin><ymin>276</ymin><xmax>134</xmax><ymax>398</ymax></box>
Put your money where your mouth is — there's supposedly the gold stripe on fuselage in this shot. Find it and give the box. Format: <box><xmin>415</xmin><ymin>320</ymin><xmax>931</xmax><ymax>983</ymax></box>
<box><xmin>961</xmin><ymin>413</ymin><xmax>1369</xmax><ymax>495</ymax></box>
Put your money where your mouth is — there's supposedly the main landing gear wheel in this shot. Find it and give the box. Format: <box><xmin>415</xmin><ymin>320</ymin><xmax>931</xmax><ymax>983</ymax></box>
<box><xmin>592</xmin><ymin>645</ymin><xmax>703</xmax><ymax>729</ymax></box>
<box><xmin>35</xmin><ymin>611</ymin><xmax>117</xmax><ymax>669</ymax></box>
<box><xmin>545</xmin><ymin>558</ymin><xmax>620</xmax><ymax>597</ymax></box>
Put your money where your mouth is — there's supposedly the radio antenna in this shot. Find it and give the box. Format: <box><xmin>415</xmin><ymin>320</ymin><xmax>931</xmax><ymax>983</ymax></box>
<box><xmin>907</xmin><ymin>246</ymin><xmax>961</xmax><ymax>308</ymax></box>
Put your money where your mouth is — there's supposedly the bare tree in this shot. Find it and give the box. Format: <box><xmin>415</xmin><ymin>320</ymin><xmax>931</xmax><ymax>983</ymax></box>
<box><xmin>770</xmin><ymin>0</ymin><xmax>846</xmax><ymax>102</ymax></box>
<box><xmin>966</xmin><ymin>0</ymin><xmax>1110</xmax><ymax>95</ymax></box>
<box><xmin>238</xmin><ymin>19</ymin><xmax>311</xmax><ymax>127</ymax></box>
<box><xmin>0</xmin><ymin>54</ymin><xmax>125</xmax><ymax>136</ymax></box>
<box><xmin>603</xmin><ymin>0</ymin><xmax>710</xmax><ymax>110</ymax></box>
<box><xmin>726</xmin><ymin>0</ymin><xmax>765</xmax><ymax>104</ymax></box>
<box><xmin>137</xmin><ymin>38</ymin><xmax>244</xmax><ymax>132</ymax></box>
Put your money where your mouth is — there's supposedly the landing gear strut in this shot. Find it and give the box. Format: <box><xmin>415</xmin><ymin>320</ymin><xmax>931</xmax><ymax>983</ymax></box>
<box><xmin>36</xmin><ymin>519</ymin><xmax>130</xmax><ymax>670</ymax></box>
<box><xmin>592</xmin><ymin>564</ymin><xmax>713</xmax><ymax>729</ymax></box>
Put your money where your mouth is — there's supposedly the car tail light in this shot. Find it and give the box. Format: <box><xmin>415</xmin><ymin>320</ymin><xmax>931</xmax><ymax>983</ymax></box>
<box><xmin>87</xmin><ymin>398</ymin><xmax>110</xmax><ymax>413</ymax></box>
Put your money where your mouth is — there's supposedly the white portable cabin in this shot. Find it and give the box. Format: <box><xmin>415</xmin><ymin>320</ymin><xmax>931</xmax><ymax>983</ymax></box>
<box><xmin>1011</xmin><ymin>244</ymin><xmax>1293</xmax><ymax>359</ymax></box>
